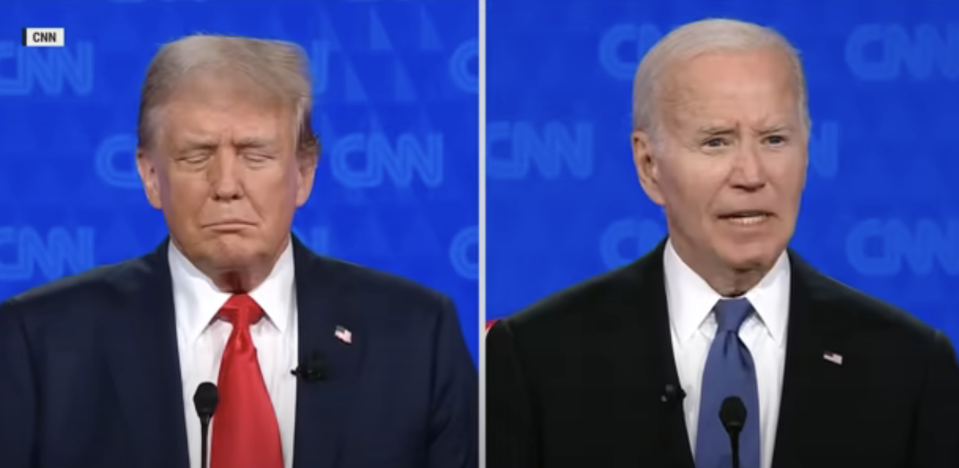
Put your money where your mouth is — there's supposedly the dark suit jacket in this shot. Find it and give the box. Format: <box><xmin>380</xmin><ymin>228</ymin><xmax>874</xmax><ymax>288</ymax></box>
<box><xmin>487</xmin><ymin>240</ymin><xmax>959</xmax><ymax>468</ymax></box>
<box><xmin>0</xmin><ymin>236</ymin><xmax>477</xmax><ymax>468</ymax></box>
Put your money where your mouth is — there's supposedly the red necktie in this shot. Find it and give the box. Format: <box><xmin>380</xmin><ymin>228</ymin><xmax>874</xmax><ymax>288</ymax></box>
<box><xmin>210</xmin><ymin>294</ymin><xmax>284</xmax><ymax>468</ymax></box>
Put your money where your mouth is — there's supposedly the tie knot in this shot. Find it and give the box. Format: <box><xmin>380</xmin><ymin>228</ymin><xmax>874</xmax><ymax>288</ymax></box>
<box><xmin>218</xmin><ymin>294</ymin><xmax>264</xmax><ymax>328</ymax></box>
<box><xmin>714</xmin><ymin>298</ymin><xmax>752</xmax><ymax>333</ymax></box>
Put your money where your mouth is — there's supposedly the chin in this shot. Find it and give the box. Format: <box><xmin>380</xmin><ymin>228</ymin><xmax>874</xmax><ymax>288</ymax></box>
<box><xmin>718</xmin><ymin>240</ymin><xmax>781</xmax><ymax>272</ymax></box>
<box><xmin>205</xmin><ymin>255</ymin><xmax>257</xmax><ymax>274</ymax></box>
<box><xmin>204</xmin><ymin>239</ymin><xmax>262</xmax><ymax>268</ymax></box>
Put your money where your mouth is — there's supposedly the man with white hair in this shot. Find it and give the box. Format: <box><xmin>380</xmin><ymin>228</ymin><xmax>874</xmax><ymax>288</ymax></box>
<box><xmin>487</xmin><ymin>18</ymin><xmax>959</xmax><ymax>468</ymax></box>
<box><xmin>0</xmin><ymin>35</ymin><xmax>477</xmax><ymax>468</ymax></box>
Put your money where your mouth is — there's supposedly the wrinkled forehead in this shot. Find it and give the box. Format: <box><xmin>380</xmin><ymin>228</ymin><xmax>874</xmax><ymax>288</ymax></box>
<box><xmin>658</xmin><ymin>49</ymin><xmax>803</xmax><ymax>130</ymax></box>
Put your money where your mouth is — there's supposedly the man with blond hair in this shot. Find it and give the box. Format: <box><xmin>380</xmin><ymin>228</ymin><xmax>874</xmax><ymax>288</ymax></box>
<box><xmin>486</xmin><ymin>18</ymin><xmax>959</xmax><ymax>468</ymax></box>
<box><xmin>0</xmin><ymin>35</ymin><xmax>477</xmax><ymax>468</ymax></box>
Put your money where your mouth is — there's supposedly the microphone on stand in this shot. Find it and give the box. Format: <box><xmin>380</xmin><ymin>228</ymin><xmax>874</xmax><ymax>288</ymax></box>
<box><xmin>719</xmin><ymin>396</ymin><xmax>747</xmax><ymax>468</ymax></box>
<box><xmin>193</xmin><ymin>382</ymin><xmax>219</xmax><ymax>468</ymax></box>
<box><xmin>662</xmin><ymin>383</ymin><xmax>686</xmax><ymax>405</ymax></box>
<box><xmin>291</xmin><ymin>351</ymin><xmax>326</xmax><ymax>383</ymax></box>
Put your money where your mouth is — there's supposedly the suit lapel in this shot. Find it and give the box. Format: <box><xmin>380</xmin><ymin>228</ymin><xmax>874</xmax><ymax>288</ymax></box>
<box><xmin>642</xmin><ymin>241</ymin><xmax>696</xmax><ymax>467</ymax></box>
<box><xmin>771</xmin><ymin>252</ymin><xmax>855</xmax><ymax>468</ymax></box>
<box><xmin>291</xmin><ymin>237</ymin><xmax>367</xmax><ymax>468</ymax></box>
<box><xmin>104</xmin><ymin>240</ymin><xmax>189</xmax><ymax>468</ymax></box>
<box><xmin>618</xmin><ymin>240</ymin><xmax>695</xmax><ymax>467</ymax></box>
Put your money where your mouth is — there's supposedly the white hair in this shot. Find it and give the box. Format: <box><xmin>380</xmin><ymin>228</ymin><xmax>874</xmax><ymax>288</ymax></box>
<box><xmin>137</xmin><ymin>34</ymin><xmax>319</xmax><ymax>158</ymax></box>
<box><xmin>632</xmin><ymin>18</ymin><xmax>810</xmax><ymax>147</ymax></box>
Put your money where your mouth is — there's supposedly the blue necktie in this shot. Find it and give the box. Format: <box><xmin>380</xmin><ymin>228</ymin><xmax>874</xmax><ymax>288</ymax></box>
<box><xmin>694</xmin><ymin>298</ymin><xmax>761</xmax><ymax>468</ymax></box>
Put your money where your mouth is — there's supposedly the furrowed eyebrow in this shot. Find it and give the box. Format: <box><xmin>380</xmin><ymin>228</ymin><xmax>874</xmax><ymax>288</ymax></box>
<box><xmin>696</xmin><ymin>125</ymin><xmax>737</xmax><ymax>136</ymax></box>
<box><xmin>232</xmin><ymin>136</ymin><xmax>277</xmax><ymax>149</ymax></box>
<box><xmin>755</xmin><ymin>125</ymin><xmax>793</xmax><ymax>135</ymax></box>
<box><xmin>177</xmin><ymin>139</ymin><xmax>218</xmax><ymax>152</ymax></box>
<box><xmin>176</xmin><ymin>136</ymin><xmax>277</xmax><ymax>152</ymax></box>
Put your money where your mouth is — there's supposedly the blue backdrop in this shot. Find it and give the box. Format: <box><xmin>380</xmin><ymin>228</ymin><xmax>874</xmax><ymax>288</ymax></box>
<box><xmin>486</xmin><ymin>0</ymin><xmax>959</xmax><ymax>346</ymax></box>
<box><xmin>0</xmin><ymin>0</ymin><xmax>479</xmax><ymax>363</ymax></box>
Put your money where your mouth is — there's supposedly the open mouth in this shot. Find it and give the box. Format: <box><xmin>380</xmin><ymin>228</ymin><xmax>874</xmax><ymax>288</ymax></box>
<box><xmin>718</xmin><ymin>211</ymin><xmax>773</xmax><ymax>226</ymax></box>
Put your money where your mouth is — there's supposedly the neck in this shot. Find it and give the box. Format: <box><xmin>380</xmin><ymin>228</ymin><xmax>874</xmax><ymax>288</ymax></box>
<box><xmin>172</xmin><ymin>237</ymin><xmax>289</xmax><ymax>294</ymax></box>
<box><xmin>669</xmin><ymin>236</ymin><xmax>772</xmax><ymax>298</ymax></box>
<box><xmin>709</xmin><ymin>269</ymin><xmax>766</xmax><ymax>298</ymax></box>
<box><xmin>208</xmin><ymin>268</ymin><xmax>270</xmax><ymax>293</ymax></box>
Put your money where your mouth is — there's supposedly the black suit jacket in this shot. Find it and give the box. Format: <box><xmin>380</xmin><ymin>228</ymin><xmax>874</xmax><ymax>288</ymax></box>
<box><xmin>0</xmin><ymin>236</ymin><xmax>477</xmax><ymax>468</ymax></box>
<box><xmin>487</xmin><ymin>241</ymin><xmax>959</xmax><ymax>468</ymax></box>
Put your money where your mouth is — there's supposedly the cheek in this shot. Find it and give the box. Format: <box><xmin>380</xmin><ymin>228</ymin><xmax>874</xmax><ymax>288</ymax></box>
<box><xmin>247</xmin><ymin>170</ymin><xmax>300</xmax><ymax>212</ymax></box>
<box><xmin>660</xmin><ymin>160</ymin><xmax>725</xmax><ymax>210</ymax></box>
<box><xmin>162</xmin><ymin>175</ymin><xmax>207</xmax><ymax>203</ymax></box>
<box><xmin>160</xmin><ymin>178</ymin><xmax>217</xmax><ymax>226</ymax></box>
<box><xmin>767</xmin><ymin>158</ymin><xmax>807</xmax><ymax>199</ymax></box>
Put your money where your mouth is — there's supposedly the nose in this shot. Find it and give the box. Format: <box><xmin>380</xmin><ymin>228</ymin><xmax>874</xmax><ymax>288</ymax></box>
<box><xmin>209</xmin><ymin>150</ymin><xmax>243</xmax><ymax>200</ymax></box>
<box><xmin>730</xmin><ymin>142</ymin><xmax>766</xmax><ymax>191</ymax></box>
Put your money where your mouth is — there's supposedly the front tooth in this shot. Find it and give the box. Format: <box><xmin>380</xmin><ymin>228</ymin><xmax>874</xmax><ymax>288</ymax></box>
<box><xmin>729</xmin><ymin>215</ymin><xmax>766</xmax><ymax>225</ymax></box>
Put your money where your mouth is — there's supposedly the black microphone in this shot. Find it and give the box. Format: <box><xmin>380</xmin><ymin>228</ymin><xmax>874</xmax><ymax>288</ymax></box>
<box><xmin>291</xmin><ymin>351</ymin><xmax>325</xmax><ymax>382</ymax></box>
<box><xmin>193</xmin><ymin>382</ymin><xmax>219</xmax><ymax>468</ymax></box>
<box><xmin>661</xmin><ymin>383</ymin><xmax>687</xmax><ymax>404</ymax></box>
<box><xmin>719</xmin><ymin>396</ymin><xmax>747</xmax><ymax>468</ymax></box>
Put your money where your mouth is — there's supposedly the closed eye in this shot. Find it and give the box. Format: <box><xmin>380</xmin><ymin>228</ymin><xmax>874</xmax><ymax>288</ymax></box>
<box><xmin>244</xmin><ymin>153</ymin><xmax>276</xmax><ymax>163</ymax></box>
<box><xmin>180</xmin><ymin>153</ymin><xmax>211</xmax><ymax>165</ymax></box>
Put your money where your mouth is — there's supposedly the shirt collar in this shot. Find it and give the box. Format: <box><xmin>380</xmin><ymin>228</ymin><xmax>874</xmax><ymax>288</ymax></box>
<box><xmin>663</xmin><ymin>238</ymin><xmax>790</xmax><ymax>346</ymax></box>
<box><xmin>169</xmin><ymin>237</ymin><xmax>296</xmax><ymax>342</ymax></box>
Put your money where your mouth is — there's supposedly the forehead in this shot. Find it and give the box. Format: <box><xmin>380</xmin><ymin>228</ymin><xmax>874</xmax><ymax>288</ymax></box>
<box><xmin>156</xmin><ymin>72</ymin><xmax>292</xmax><ymax>144</ymax></box>
<box><xmin>660</xmin><ymin>48</ymin><xmax>800</xmax><ymax>126</ymax></box>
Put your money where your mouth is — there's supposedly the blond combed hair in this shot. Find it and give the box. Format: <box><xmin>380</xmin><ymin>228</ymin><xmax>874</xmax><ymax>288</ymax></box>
<box><xmin>137</xmin><ymin>34</ymin><xmax>320</xmax><ymax>158</ymax></box>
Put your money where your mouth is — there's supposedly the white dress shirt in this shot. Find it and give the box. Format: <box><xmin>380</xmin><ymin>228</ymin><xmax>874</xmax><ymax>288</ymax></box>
<box><xmin>663</xmin><ymin>239</ymin><xmax>790</xmax><ymax>468</ymax></box>
<box><xmin>170</xmin><ymin>239</ymin><xmax>299</xmax><ymax>468</ymax></box>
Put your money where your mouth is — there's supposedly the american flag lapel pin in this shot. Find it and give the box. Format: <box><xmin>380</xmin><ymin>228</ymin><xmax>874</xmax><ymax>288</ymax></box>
<box><xmin>334</xmin><ymin>325</ymin><xmax>352</xmax><ymax>344</ymax></box>
<box><xmin>823</xmin><ymin>351</ymin><xmax>843</xmax><ymax>365</ymax></box>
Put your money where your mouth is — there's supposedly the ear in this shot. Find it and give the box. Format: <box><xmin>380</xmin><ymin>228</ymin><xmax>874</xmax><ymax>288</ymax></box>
<box><xmin>801</xmin><ymin>152</ymin><xmax>809</xmax><ymax>191</ymax></box>
<box><xmin>800</xmin><ymin>124</ymin><xmax>811</xmax><ymax>191</ymax></box>
<box><xmin>632</xmin><ymin>130</ymin><xmax>666</xmax><ymax>206</ymax></box>
<box><xmin>136</xmin><ymin>148</ymin><xmax>163</xmax><ymax>209</ymax></box>
<box><xmin>295</xmin><ymin>151</ymin><xmax>319</xmax><ymax>207</ymax></box>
